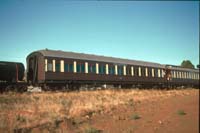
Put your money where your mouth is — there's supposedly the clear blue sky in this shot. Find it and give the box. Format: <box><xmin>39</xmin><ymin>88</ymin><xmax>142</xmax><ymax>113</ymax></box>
<box><xmin>0</xmin><ymin>1</ymin><xmax>199</xmax><ymax>68</ymax></box>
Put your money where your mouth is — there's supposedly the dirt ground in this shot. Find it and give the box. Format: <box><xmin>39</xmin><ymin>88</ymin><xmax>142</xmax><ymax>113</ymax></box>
<box><xmin>0</xmin><ymin>88</ymin><xmax>199</xmax><ymax>133</ymax></box>
<box><xmin>72</xmin><ymin>89</ymin><xmax>199</xmax><ymax>133</ymax></box>
<box><xmin>86</xmin><ymin>91</ymin><xmax>199</xmax><ymax>133</ymax></box>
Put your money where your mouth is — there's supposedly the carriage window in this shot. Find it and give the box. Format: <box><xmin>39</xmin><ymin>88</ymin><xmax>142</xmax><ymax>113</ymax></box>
<box><xmin>109</xmin><ymin>65</ymin><xmax>115</xmax><ymax>75</ymax></box>
<box><xmin>55</xmin><ymin>62</ymin><xmax>60</xmax><ymax>72</ymax></box>
<box><xmin>118</xmin><ymin>65</ymin><xmax>123</xmax><ymax>76</ymax></box>
<box><xmin>179</xmin><ymin>71</ymin><xmax>182</xmax><ymax>78</ymax></box>
<box><xmin>85</xmin><ymin>62</ymin><xmax>88</xmax><ymax>73</ymax></box>
<box><xmin>158</xmin><ymin>69</ymin><xmax>161</xmax><ymax>77</ymax></box>
<box><xmin>64</xmin><ymin>63</ymin><xmax>69</xmax><ymax>72</ymax></box>
<box><xmin>141</xmin><ymin>67</ymin><xmax>145</xmax><ymax>77</ymax></box>
<box><xmin>138</xmin><ymin>67</ymin><xmax>141</xmax><ymax>77</ymax></box>
<box><xmin>185</xmin><ymin>72</ymin><xmax>187</xmax><ymax>79</ymax></box>
<box><xmin>47</xmin><ymin>62</ymin><xmax>53</xmax><ymax>72</ymax></box>
<box><xmin>77</xmin><ymin>64</ymin><xmax>81</xmax><ymax>73</ymax></box>
<box><xmin>171</xmin><ymin>71</ymin><xmax>173</xmax><ymax>78</ymax></box>
<box><xmin>161</xmin><ymin>69</ymin><xmax>165</xmax><ymax>78</ymax></box>
<box><xmin>176</xmin><ymin>71</ymin><xmax>179</xmax><ymax>78</ymax></box>
<box><xmin>175</xmin><ymin>71</ymin><xmax>177</xmax><ymax>78</ymax></box>
<box><xmin>160</xmin><ymin>69</ymin><xmax>163</xmax><ymax>78</ymax></box>
<box><xmin>92</xmin><ymin>65</ymin><xmax>96</xmax><ymax>73</ymax></box>
<box><xmin>187</xmin><ymin>72</ymin><xmax>190</xmax><ymax>79</ymax></box>
<box><xmin>123</xmin><ymin>65</ymin><xmax>126</xmax><ymax>76</ymax></box>
<box><xmin>134</xmin><ymin>67</ymin><xmax>138</xmax><ymax>76</ymax></box>
<box><xmin>99</xmin><ymin>65</ymin><xmax>102</xmax><ymax>74</ymax></box>
<box><xmin>115</xmin><ymin>65</ymin><xmax>118</xmax><ymax>75</ymax></box>
<box><xmin>186</xmin><ymin>72</ymin><xmax>188</xmax><ymax>79</ymax></box>
<box><xmin>88</xmin><ymin>64</ymin><xmax>92</xmax><ymax>73</ymax></box>
<box><xmin>174</xmin><ymin>71</ymin><xmax>176</xmax><ymax>78</ymax></box>
<box><xmin>76</xmin><ymin>63</ymin><xmax>85</xmax><ymax>73</ymax></box>
<box><xmin>184</xmin><ymin>72</ymin><xmax>186</xmax><ymax>79</ymax></box>
<box><xmin>177</xmin><ymin>71</ymin><xmax>180</xmax><ymax>78</ymax></box>
<box><xmin>99</xmin><ymin>64</ymin><xmax>106</xmax><ymax>74</ymax></box>
<box><xmin>152</xmin><ymin>68</ymin><xmax>155</xmax><ymax>77</ymax></box>
<box><xmin>89</xmin><ymin>64</ymin><xmax>96</xmax><ymax>73</ymax></box>
<box><xmin>126</xmin><ymin>66</ymin><xmax>131</xmax><ymax>76</ymax></box>
<box><xmin>69</xmin><ymin>64</ymin><xmax>73</xmax><ymax>72</ymax></box>
<box><xmin>145</xmin><ymin>68</ymin><xmax>148</xmax><ymax>77</ymax></box>
<box><xmin>154</xmin><ymin>69</ymin><xmax>158</xmax><ymax>77</ymax></box>
<box><xmin>60</xmin><ymin>60</ymin><xmax>64</xmax><ymax>72</ymax></box>
<box><xmin>45</xmin><ymin>59</ymin><xmax>48</xmax><ymax>72</ymax></box>
<box><xmin>81</xmin><ymin>64</ymin><xmax>85</xmax><ymax>73</ymax></box>
<box><xmin>148</xmin><ymin>68</ymin><xmax>151</xmax><ymax>77</ymax></box>
<box><xmin>131</xmin><ymin>66</ymin><xmax>134</xmax><ymax>76</ymax></box>
<box><xmin>96</xmin><ymin>63</ymin><xmax>99</xmax><ymax>74</ymax></box>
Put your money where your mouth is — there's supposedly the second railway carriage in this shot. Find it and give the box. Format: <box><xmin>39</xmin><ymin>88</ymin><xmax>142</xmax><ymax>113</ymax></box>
<box><xmin>167</xmin><ymin>65</ymin><xmax>199</xmax><ymax>88</ymax></box>
<box><xmin>26</xmin><ymin>49</ymin><xmax>167</xmax><ymax>87</ymax></box>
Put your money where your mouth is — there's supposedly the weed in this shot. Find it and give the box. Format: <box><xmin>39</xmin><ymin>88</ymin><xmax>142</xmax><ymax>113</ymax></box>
<box><xmin>86</xmin><ymin>110</ymin><xmax>95</xmax><ymax>117</ymax></box>
<box><xmin>128</xmin><ymin>99</ymin><xmax>134</xmax><ymax>106</ymax></box>
<box><xmin>33</xmin><ymin>96</ymin><xmax>39</xmax><ymax>101</ymax></box>
<box><xmin>0</xmin><ymin>115</ymin><xmax>9</xmax><ymax>129</ymax></box>
<box><xmin>125</xmin><ymin>126</ymin><xmax>137</xmax><ymax>133</ymax></box>
<box><xmin>85</xmin><ymin>127</ymin><xmax>102</xmax><ymax>133</ymax></box>
<box><xmin>72</xmin><ymin>118</ymin><xmax>83</xmax><ymax>125</ymax></box>
<box><xmin>177</xmin><ymin>110</ymin><xmax>186</xmax><ymax>115</ymax></box>
<box><xmin>16</xmin><ymin>115</ymin><xmax>27</xmax><ymax>123</ymax></box>
<box><xmin>61</xmin><ymin>99</ymin><xmax>72</xmax><ymax>107</ymax></box>
<box><xmin>54</xmin><ymin>118</ymin><xmax>63</xmax><ymax>128</ymax></box>
<box><xmin>0</xmin><ymin>96</ymin><xmax>30</xmax><ymax>104</ymax></box>
<box><xmin>131</xmin><ymin>114</ymin><xmax>141</xmax><ymax>120</ymax></box>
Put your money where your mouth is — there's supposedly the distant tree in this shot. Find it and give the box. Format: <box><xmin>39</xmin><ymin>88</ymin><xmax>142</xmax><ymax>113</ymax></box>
<box><xmin>197</xmin><ymin>64</ymin><xmax>200</xmax><ymax>69</ymax></box>
<box><xmin>181</xmin><ymin>60</ymin><xmax>194</xmax><ymax>69</ymax></box>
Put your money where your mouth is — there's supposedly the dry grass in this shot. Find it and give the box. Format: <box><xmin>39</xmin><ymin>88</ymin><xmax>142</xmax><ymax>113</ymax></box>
<box><xmin>0</xmin><ymin>88</ymin><xmax>198</xmax><ymax>131</ymax></box>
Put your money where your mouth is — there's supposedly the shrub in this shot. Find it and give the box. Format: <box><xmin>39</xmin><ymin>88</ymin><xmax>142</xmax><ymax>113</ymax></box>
<box><xmin>16</xmin><ymin>115</ymin><xmax>27</xmax><ymax>123</ymax></box>
<box><xmin>85</xmin><ymin>127</ymin><xmax>102</xmax><ymax>133</ymax></box>
<box><xmin>128</xmin><ymin>99</ymin><xmax>134</xmax><ymax>106</ymax></box>
<box><xmin>131</xmin><ymin>114</ymin><xmax>141</xmax><ymax>120</ymax></box>
<box><xmin>177</xmin><ymin>110</ymin><xmax>186</xmax><ymax>115</ymax></box>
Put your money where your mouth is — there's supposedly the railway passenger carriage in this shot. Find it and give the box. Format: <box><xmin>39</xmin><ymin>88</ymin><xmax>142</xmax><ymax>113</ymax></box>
<box><xmin>26</xmin><ymin>49</ymin><xmax>199</xmax><ymax>89</ymax></box>
<box><xmin>0</xmin><ymin>61</ymin><xmax>24</xmax><ymax>82</ymax></box>
<box><xmin>169</xmin><ymin>65</ymin><xmax>199</xmax><ymax>87</ymax></box>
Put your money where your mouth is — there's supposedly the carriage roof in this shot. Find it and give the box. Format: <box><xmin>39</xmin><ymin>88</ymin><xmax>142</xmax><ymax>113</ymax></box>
<box><xmin>27</xmin><ymin>49</ymin><xmax>166</xmax><ymax>68</ymax></box>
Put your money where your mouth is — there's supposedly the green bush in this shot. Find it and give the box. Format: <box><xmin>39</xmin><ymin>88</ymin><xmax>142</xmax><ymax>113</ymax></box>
<box><xmin>177</xmin><ymin>110</ymin><xmax>186</xmax><ymax>115</ymax></box>
<box><xmin>85</xmin><ymin>127</ymin><xmax>102</xmax><ymax>133</ymax></box>
<box><xmin>131</xmin><ymin>114</ymin><xmax>141</xmax><ymax>120</ymax></box>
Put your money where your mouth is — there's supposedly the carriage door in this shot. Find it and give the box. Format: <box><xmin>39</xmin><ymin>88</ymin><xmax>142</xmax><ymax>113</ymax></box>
<box><xmin>28</xmin><ymin>56</ymin><xmax>38</xmax><ymax>84</ymax></box>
